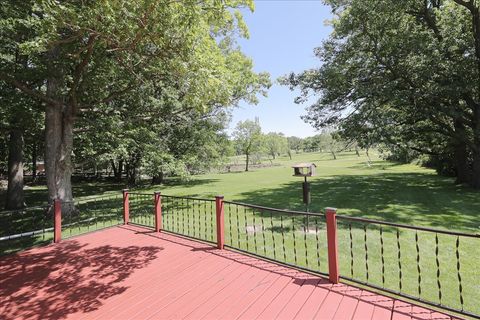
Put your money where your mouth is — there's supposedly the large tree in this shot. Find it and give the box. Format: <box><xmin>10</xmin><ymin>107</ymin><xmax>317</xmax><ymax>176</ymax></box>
<box><xmin>283</xmin><ymin>0</ymin><xmax>480</xmax><ymax>188</ymax></box>
<box><xmin>233</xmin><ymin>119</ymin><xmax>263</xmax><ymax>171</ymax></box>
<box><xmin>0</xmin><ymin>0</ymin><xmax>269</xmax><ymax>203</ymax></box>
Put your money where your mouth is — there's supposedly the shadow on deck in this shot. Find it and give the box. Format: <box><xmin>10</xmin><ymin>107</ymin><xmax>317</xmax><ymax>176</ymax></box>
<box><xmin>0</xmin><ymin>225</ymin><xmax>455</xmax><ymax>320</ymax></box>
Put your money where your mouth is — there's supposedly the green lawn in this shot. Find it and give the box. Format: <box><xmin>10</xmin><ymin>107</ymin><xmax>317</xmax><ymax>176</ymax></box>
<box><xmin>8</xmin><ymin>150</ymin><xmax>479</xmax><ymax>233</ymax></box>
<box><xmin>132</xmin><ymin>150</ymin><xmax>480</xmax><ymax>233</ymax></box>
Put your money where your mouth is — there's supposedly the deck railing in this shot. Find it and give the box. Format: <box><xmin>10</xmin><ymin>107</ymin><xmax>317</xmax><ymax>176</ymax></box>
<box><xmin>1</xmin><ymin>190</ymin><xmax>478</xmax><ymax>318</ymax></box>
<box><xmin>59</xmin><ymin>194</ymin><xmax>123</xmax><ymax>240</ymax></box>
<box><xmin>123</xmin><ymin>191</ymin><xmax>480</xmax><ymax>319</ymax></box>
<box><xmin>335</xmin><ymin>215</ymin><xmax>480</xmax><ymax>318</ymax></box>
<box><xmin>222</xmin><ymin>201</ymin><xmax>330</xmax><ymax>277</ymax></box>
<box><xmin>0</xmin><ymin>205</ymin><xmax>54</xmax><ymax>254</ymax></box>
<box><xmin>0</xmin><ymin>194</ymin><xmax>122</xmax><ymax>255</ymax></box>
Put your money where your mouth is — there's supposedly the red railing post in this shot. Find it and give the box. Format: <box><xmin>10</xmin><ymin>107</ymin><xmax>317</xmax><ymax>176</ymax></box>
<box><xmin>123</xmin><ymin>189</ymin><xmax>129</xmax><ymax>225</ymax></box>
<box><xmin>215</xmin><ymin>195</ymin><xmax>225</xmax><ymax>249</ymax></box>
<box><xmin>54</xmin><ymin>199</ymin><xmax>62</xmax><ymax>243</ymax></box>
<box><xmin>326</xmin><ymin>207</ymin><xmax>340</xmax><ymax>284</ymax></box>
<box><xmin>154</xmin><ymin>192</ymin><xmax>162</xmax><ymax>232</ymax></box>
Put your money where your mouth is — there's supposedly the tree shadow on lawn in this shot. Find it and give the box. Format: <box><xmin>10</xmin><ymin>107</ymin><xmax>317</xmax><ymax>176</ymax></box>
<box><xmin>235</xmin><ymin>172</ymin><xmax>480</xmax><ymax>232</ymax></box>
<box><xmin>0</xmin><ymin>241</ymin><xmax>161</xmax><ymax>320</ymax></box>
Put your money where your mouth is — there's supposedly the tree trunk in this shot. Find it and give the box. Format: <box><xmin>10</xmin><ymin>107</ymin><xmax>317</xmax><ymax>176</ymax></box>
<box><xmin>117</xmin><ymin>159</ymin><xmax>123</xmax><ymax>181</ymax></box>
<box><xmin>111</xmin><ymin>159</ymin><xmax>118</xmax><ymax>178</ymax></box>
<box><xmin>5</xmin><ymin>128</ymin><xmax>25</xmax><ymax>210</ymax></box>
<box><xmin>331</xmin><ymin>151</ymin><xmax>337</xmax><ymax>160</ymax></box>
<box><xmin>472</xmin><ymin>106</ymin><xmax>480</xmax><ymax>189</ymax></box>
<box><xmin>245</xmin><ymin>152</ymin><xmax>249</xmax><ymax>172</ymax></box>
<box><xmin>45</xmin><ymin>47</ymin><xmax>74</xmax><ymax>204</ymax></box>
<box><xmin>151</xmin><ymin>171</ymin><xmax>164</xmax><ymax>185</ymax></box>
<box><xmin>45</xmin><ymin>103</ymin><xmax>74</xmax><ymax>204</ymax></box>
<box><xmin>454</xmin><ymin>141</ymin><xmax>471</xmax><ymax>185</ymax></box>
<box><xmin>453</xmin><ymin>120</ymin><xmax>471</xmax><ymax>185</ymax></box>
<box><xmin>32</xmin><ymin>142</ymin><xmax>37</xmax><ymax>182</ymax></box>
<box><xmin>355</xmin><ymin>146</ymin><xmax>360</xmax><ymax>157</ymax></box>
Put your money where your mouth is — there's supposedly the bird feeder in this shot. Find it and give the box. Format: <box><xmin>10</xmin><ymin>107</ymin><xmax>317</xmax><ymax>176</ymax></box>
<box><xmin>292</xmin><ymin>163</ymin><xmax>316</xmax><ymax>205</ymax></box>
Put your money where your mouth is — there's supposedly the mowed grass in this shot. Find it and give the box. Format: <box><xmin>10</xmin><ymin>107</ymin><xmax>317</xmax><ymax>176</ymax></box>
<box><xmin>134</xmin><ymin>150</ymin><xmax>479</xmax><ymax>233</ymax></box>
<box><xmin>11</xmin><ymin>150</ymin><xmax>479</xmax><ymax>232</ymax></box>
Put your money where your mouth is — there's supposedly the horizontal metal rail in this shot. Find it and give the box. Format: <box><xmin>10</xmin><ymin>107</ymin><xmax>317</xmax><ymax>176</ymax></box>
<box><xmin>224</xmin><ymin>200</ymin><xmax>325</xmax><ymax>217</ymax></box>
<box><xmin>340</xmin><ymin>275</ymin><xmax>480</xmax><ymax>319</ymax></box>
<box><xmin>336</xmin><ymin>214</ymin><xmax>480</xmax><ymax>238</ymax></box>
<box><xmin>161</xmin><ymin>194</ymin><xmax>215</xmax><ymax>202</ymax></box>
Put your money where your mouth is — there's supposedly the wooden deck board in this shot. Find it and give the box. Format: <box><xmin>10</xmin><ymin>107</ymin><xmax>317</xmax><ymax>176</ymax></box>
<box><xmin>0</xmin><ymin>225</ymin><xmax>457</xmax><ymax>320</ymax></box>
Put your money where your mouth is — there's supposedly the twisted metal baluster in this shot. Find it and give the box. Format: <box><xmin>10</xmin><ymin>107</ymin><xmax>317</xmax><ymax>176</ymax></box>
<box><xmin>192</xmin><ymin>199</ymin><xmax>196</xmax><ymax>237</ymax></box>
<box><xmin>304</xmin><ymin>216</ymin><xmax>309</xmax><ymax>267</ymax></box>
<box><xmin>183</xmin><ymin>198</ymin><xmax>186</xmax><ymax>234</ymax></box>
<box><xmin>188</xmin><ymin>199</ymin><xmax>192</xmax><ymax>236</ymax></box>
<box><xmin>364</xmin><ymin>225</ymin><xmax>369</xmax><ymax>282</ymax></box>
<box><xmin>349</xmin><ymin>223</ymin><xmax>354</xmax><ymax>277</ymax></box>
<box><xmin>245</xmin><ymin>207</ymin><xmax>249</xmax><ymax>251</ymax></box>
<box><xmin>228</xmin><ymin>204</ymin><xmax>233</xmax><ymax>245</ymax></box>
<box><xmin>261</xmin><ymin>213</ymin><xmax>267</xmax><ymax>256</ymax></box>
<box><xmin>435</xmin><ymin>233</ymin><xmax>442</xmax><ymax>303</ymax></box>
<box><xmin>253</xmin><ymin>210</ymin><xmax>258</xmax><ymax>253</ymax></box>
<box><xmin>455</xmin><ymin>236</ymin><xmax>464</xmax><ymax>310</ymax></box>
<box><xmin>197</xmin><ymin>200</ymin><xmax>201</xmax><ymax>238</ymax></box>
<box><xmin>210</xmin><ymin>201</ymin><xmax>214</xmax><ymax>241</ymax></box>
<box><xmin>270</xmin><ymin>211</ymin><xmax>276</xmax><ymax>260</ymax></box>
<box><xmin>281</xmin><ymin>215</ymin><xmax>286</xmax><ymax>262</ymax></box>
<box><xmin>397</xmin><ymin>229</ymin><xmax>402</xmax><ymax>292</ymax></box>
<box><xmin>315</xmin><ymin>217</ymin><xmax>320</xmax><ymax>271</ymax></box>
<box><xmin>204</xmin><ymin>201</ymin><xmax>207</xmax><ymax>240</ymax></box>
<box><xmin>415</xmin><ymin>231</ymin><xmax>422</xmax><ymax>297</ymax></box>
<box><xmin>380</xmin><ymin>227</ymin><xmax>385</xmax><ymax>287</ymax></box>
<box><xmin>292</xmin><ymin>216</ymin><xmax>297</xmax><ymax>265</ymax></box>
<box><xmin>236</xmin><ymin>204</ymin><xmax>240</xmax><ymax>248</ymax></box>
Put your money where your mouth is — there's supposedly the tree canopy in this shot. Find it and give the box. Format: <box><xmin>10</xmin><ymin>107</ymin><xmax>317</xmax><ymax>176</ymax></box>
<box><xmin>0</xmin><ymin>0</ymin><xmax>270</xmax><ymax>206</ymax></box>
<box><xmin>282</xmin><ymin>0</ymin><xmax>480</xmax><ymax>188</ymax></box>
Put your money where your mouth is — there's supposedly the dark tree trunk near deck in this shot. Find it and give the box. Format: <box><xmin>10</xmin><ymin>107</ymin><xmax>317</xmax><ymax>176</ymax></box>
<box><xmin>151</xmin><ymin>172</ymin><xmax>164</xmax><ymax>185</ymax></box>
<box><xmin>45</xmin><ymin>47</ymin><xmax>74</xmax><ymax>204</ymax></box>
<box><xmin>454</xmin><ymin>141</ymin><xmax>471</xmax><ymax>185</ymax></box>
<box><xmin>5</xmin><ymin>128</ymin><xmax>25</xmax><ymax>210</ymax></box>
<box><xmin>245</xmin><ymin>152</ymin><xmax>249</xmax><ymax>172</ymax></box>
<box><xmin>31</xmin><ymin>142</ymin><xmax>37</xmax><ymax>182</ymax></box>
<box><xmin>453</xmin><ymin>120</ymin><xmax>471</xmax><ymax>185</ymax></box>
<box><xmin>472</xmin><ymin>105</ymin><xmax>480</xmax><ymax>189</ymax></box>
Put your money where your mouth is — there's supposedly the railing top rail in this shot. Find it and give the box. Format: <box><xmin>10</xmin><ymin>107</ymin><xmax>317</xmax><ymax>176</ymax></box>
<box><xmin>59</xmin><ymin>194</ymin><xmax>121</xmax><ymax>205</ymax></box>
<box><xmin>0</xmin><ymin>204</ymin><xmax>51</xmax><ymax>215</ymax></box>
<box><xmin>224</xmin><ymin>200</ymin><xmax>325</xmax><ymax>217</ymax></box>
<box><xmin>336</xmin><ymin>214</ymin><xmax>480</xmax><ymax>238</ymax></box>
<box><xmin>127</xmin><ymin>192</ymin><xmax>153</xmax><ymax>196</ymax></box>
<box><xmin>161</xmin><ymin>194</ymin><xmax>215</xmax><ymax>202</ymax></box>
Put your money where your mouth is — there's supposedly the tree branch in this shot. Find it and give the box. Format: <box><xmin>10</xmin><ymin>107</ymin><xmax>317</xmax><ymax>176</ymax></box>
<box><xmin>0</xmin><ymin>72</ymin><xmax>61</xmax><ymax>107</ymax></box>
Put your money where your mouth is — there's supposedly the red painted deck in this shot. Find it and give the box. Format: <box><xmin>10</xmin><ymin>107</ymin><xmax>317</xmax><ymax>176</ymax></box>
<box><xmin>0</xmin><ymin>225</ymin><xmax>457</xmax><ymax>320</ymax></box>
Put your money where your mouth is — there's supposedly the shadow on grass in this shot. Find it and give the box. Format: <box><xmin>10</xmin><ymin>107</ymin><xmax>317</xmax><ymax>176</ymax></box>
<box><xmin>235</xmin><ymin>172</ymin><xmax>480</xmax><ymax>232</ymax></box>
<box><xmin>0</xmin><ymin>240</ymin><xmax>161</xmax><ymax>320</ymax></box>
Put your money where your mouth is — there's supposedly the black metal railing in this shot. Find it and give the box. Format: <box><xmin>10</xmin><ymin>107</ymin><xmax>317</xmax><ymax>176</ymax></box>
<box><xmin>335</xmin><ymin>215</ymin><xmax>480</xmax><ymax>318</ymax></box>
<box><xmin>0</xmin><ymin>194</ymin><xmax>123</xmax><ymax>255</ymax></box>
<box><xmin>2</xmin><ymin>190</ymin><xmax>479</xmax><ymax>318</ymax></box>
<box><xmin>223</xmin><ymin>201</ymin><xmax>329</xmax><ymax>276</ymax></box>
<box><xmin>0</xmin><ymin>205</ymin><xmax>54</xmax><ymax>255</ymax></box>
<box><xmin>60</xmin><ymin>194</ymin><xmax>123</xmax><ymax>239</ymax></box>
<box><xmin>161</xmin><ymin>195</ymin><xmax>216</xmax><ymax>243</ymax></box>
<box><xmin>128</xmin><ymin>192</ymin><xmax>155</xmax><ymax>227</ymax></box>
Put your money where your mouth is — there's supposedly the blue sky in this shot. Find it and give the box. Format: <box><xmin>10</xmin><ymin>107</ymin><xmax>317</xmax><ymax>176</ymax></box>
<box><xmin>228</xmin><ymin>1</ymin><xmax>333</xmax><ymax>138</ymax></box>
